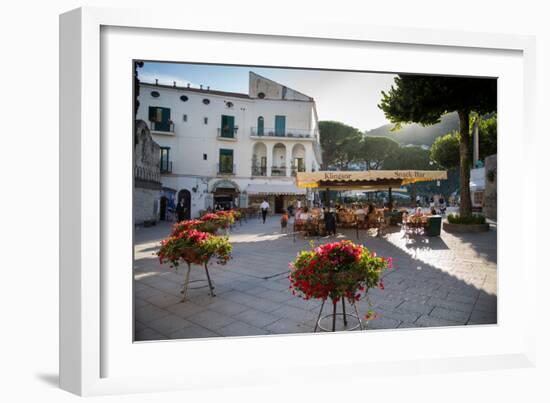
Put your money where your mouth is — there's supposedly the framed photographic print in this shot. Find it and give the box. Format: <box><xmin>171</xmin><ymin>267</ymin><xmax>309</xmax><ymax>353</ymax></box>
<box><xmin>60</xmin><ymin>7</ymin><xmax>537</xmax><ymax>396</ymax></box>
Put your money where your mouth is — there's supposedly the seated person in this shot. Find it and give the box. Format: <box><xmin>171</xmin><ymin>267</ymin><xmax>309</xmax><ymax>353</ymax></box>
<box><xmin>366</xmin><ymin>204</ymin><xmax>379</xmax><ymax>225</ymax></box>
<box><xmin>355</xmin><ymin>204</ymin><xmax>365</xmax><ymax>215</ymax></box>
<box><xmin>298</xmin><ymin>206</ymin><xmax>311</xmax><ymax>221</ymax></box>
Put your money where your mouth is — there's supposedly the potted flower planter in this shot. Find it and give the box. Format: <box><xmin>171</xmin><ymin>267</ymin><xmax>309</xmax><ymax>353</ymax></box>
<box><xmin>288</xmin><ymin>240</ymin><xmax>393</xmax><ymax>332</ymax></box>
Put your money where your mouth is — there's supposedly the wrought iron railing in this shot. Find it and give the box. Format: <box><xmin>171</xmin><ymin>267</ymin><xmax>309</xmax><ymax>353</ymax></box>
<box><xmin>217</xmin><ymin>127</ymin><xmax>238</xmax><ymax>138</ymax></box>
<box><xmin>250</xmin><ymin>127</ymin><xmax>314</xmax><ymax>138</ymax></box>
<box><xmin>291</xmin><ymin>165</ymin><xmax>306</xmax><ymax>176</ymax></box>
<box><xmin>271</xmin><ymin>166</ymin><xmax>287</xmax><ymax>176</ymax></box>
<box><xmin>217</xmin><ymin>163</ymin><xmax>236</xmax><ymax>175</ymax></box>
<box><xmin>134</xmin><ymin>165</ymin><xmax>161</xmax><ymax>183</ymax></box>
<box><xmin>251</xmin><ymin>165</ymin><xmax>267</xmax><ymax>176</ymax></box>
<box><xmin>150</xmin><ymin>121</ymin><xmax>175</xmax><ymax>133</ymax></box>
<box><xmin>160</xmin><ymin>160</ymin><xmax>173</xmax><ymax>174</ymax></box>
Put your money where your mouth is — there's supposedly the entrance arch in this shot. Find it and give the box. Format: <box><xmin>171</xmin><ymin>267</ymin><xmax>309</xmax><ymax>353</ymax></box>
<box><xmin>210</xmin><ymin>179</ymin><xmax>240</xmax><ymax>210</ymax></box>
<box><xmin>177</xmin><ymin>189</ymin><xmax>191</xmax><ymax>220</ymax></box>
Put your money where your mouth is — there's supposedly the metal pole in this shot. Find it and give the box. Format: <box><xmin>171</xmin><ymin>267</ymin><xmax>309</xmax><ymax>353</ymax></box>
<box><xmin>180</xmin><ymin>262</ymin><xmax>192</xmax><ymax>302</ymax></box>
<box><xmin>342</xmin><ymin>298</ymin><xmax>348</xmax><ymax>326</ymax></box>
<box><xmin>353</xmin><ymin>302</ymin><xmax>363</xmax><ymax>330</ymax></box>
<box><xmin>204</xmin><ymin>263</ymin><xmax>216</xmax><ymax>297</ymax></box>
<box><xmin>332</xmin><ymin>300</ymin><xmax>337</xmax><ymax>331</ymax></box>
<box><xmin>314</xmin><ymin>299</ymin><xmax>326</xmax><ymax>332</ymax></box>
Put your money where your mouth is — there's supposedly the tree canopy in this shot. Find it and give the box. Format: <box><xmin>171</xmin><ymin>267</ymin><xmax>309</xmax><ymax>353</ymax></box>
<box><xmin>430</xmin><ymin>131</ymin><xmax>460</xmax><ymax>169</ymax></box>
<box><xmin>379</xmin><ymin>75</ymin><xmax>497</xmax><ymax>217</ymax></box>
<box><xmin>478</xmin><ymin>114</ymin><xmax>497</xmax><ymax>160</ymax></box>
<box><xmin>319</xmin><ymin>121</ymin><xmax>362</xmax><ymax>169</ymax></box>
<box><xmin>383</xmin><ymin>146</ymin><xmax>431</xmax><ymax>170</ymax></box>
<box><xmin>430</xmin><ymin>114</ymin><xmax>497</xmax><ymax>169</ymax></box>
<box><xmin>379</xmin><ymin>76</ymin><xmax>497</xmax><ymax>127</ymax></box>
<box><xmin>358</xmin><ymin>136</ymin><xmax>400</xmax><ymax>170</ymax></box>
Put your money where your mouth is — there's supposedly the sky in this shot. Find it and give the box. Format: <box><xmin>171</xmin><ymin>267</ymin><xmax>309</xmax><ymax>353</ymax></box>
<box><xmin>139</xmin><ymin>62</ymin><xmax>397</xmax><ymax>131</ymax></box>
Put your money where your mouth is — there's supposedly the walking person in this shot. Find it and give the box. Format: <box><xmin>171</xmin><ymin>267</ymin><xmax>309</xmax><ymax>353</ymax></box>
<box><xmin>280</xmin><ymin>209</ymin><xmax>289</xmax><ymax>233</ymax></box>
<box><xmin>260</xmin><ymin>199</ymin><xmax>270</xmax><ymax>224</ymax></box>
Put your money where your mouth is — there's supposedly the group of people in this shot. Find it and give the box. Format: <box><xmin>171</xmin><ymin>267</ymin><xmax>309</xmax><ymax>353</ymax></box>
<box><xmin>415</xmin><ymin>194</ymin><xmax>447</xmax><ymax>214</ymax></box>
<box><xmin>259</xmin><ymin>199</ymin><xmax>304</xmax><ymax>224</ymax></box>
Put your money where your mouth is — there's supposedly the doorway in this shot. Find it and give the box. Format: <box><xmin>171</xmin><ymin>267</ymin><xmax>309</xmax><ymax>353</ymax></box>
<box><xmin>160</xmin><ymin>196</ymin><xmax>167</xmax><ymax>220</ymax></box>
<box><xmin>177</xmin><ymin>189</ymin><xmax>191</xmax><ymax>220</ymax></box>
<box><xmin>275</xmin><ymin>195</ymin><xmax>285</xmax><ymax>213</ymax></box>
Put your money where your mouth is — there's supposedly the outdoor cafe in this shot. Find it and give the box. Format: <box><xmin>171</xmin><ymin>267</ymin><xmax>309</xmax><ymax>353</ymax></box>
<box><xmin>293</xmin><ymin>170</ymin><xmax>448</xmax><ymax>238</ymax></box>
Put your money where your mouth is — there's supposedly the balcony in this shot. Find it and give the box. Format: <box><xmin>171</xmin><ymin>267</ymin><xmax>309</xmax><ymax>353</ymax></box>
<box><xmin>217</xmin><ymin>127</ymin><xmax>238</xmax><ymax>140</ymax></box>
<box><xmin>251</xmin><ymin>165</ymin><xmax>267</xmax><ymax>176</ymax></box>
<box><xmin>217</xmin><ymin>163</ymin><xmax>236</xmax><ymax>175</ymax></box>
<box><xmin>160</xmin><ymin>160</ymin><xmax>173</xmax><ymax>174</ymax></box>
<box><xmin>250</xmin><ymin>127</ymin><xmax>315</xmax><ymax>139</ymax></box>
<box><xmin>149</xmin><ymin>121</ymin><xmax>175</xmax><ymax>134</ymax></box>
<box><xmin>271</xmin><ymin>166</ymin><xmax>287</xmax><ymax>176</ymax></box>
<box><xmin>134</xmin><ymin>166</ymin><xmax>160</xmax><ymax>183</ymax></box>
<box><xmin>291</xmin><ymin>165</ymin><xmax>306</xmax><ymax>177</ymax></box>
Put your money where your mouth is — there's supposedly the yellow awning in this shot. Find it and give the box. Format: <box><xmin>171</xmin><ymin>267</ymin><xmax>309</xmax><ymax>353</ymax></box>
<box><xmin>295</xmin><ymin>170</ymin><xmax>447</xmax><ymax>189</ymax></box>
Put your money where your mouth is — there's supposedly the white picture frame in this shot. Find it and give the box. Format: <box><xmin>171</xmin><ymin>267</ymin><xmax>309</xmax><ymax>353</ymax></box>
<box><xmin>60</xmin><ymin>7</ymin><xmax>537</xmax><ymax>396</ymax></box>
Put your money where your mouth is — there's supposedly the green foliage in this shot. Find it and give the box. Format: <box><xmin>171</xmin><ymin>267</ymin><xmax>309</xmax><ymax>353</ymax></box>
<box><xmin>378</xmin><ymin>74</ymin><xmax>497</xmax><ymax>217</ymax></box>
<box><xmin>430</xmin><ymin>131</ymin><xmax>460</xmax><ymax>168</ymax></box>
<box><xmin>319</xmin><ymin>121</ymin><xmax>363</xmax><ymax>169</ymax></box>
<box><xmin>379</xmin><ymin>76</ymin><xmax>497</xmax><ymax>126</ymax></box>
<box><xmin>157</xmin><ymin>229</ymin><xmax>233</xmax><ymax>267</ymax></box>
<box><xmin>478</xmin><ymin>114</ymin><xmax>497</xmax><ymax>160</ymax></box>
<box><xmin>383</xmin><ymin>146</ymin><xmax>431</xmax><ymax>170</ymax></box>
<box><xmin>289</xmin><ymin>240</ymin><xmax>392</xmax><ymax>304</ymax></box>
<box><xmin>447</xmin><ymin>214</ymin><xmax>486</xmax><ymax>225</ymax></box>
<box><xmin>358</xmin><ymin>136</ymin><xmax>400</xmax><ymax>169</ymax></box>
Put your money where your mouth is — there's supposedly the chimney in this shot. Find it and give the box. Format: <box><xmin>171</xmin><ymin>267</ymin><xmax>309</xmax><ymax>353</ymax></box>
<box><xmin>187</xmin><ymin>83</ymin><xmax>190</xmax><ymax>88</ymax></box>
<box><xmin>173</xmin><ymin>81</ymin><xmax>176</xmax><ymax>87</ymax></box>
<box><xmin>200</xmin><ymin>84</ymin><xmax>203</xmax><ymax>90</ymax></box>
<box><xmin>207</xmin><ymin>86</ymin><xmax>210</xmax><ymax>91</ymax></box>
<box><xmin>155</xmin><ymin>78</ymin><xmax>158</xmax><ymax>85</ymax></box>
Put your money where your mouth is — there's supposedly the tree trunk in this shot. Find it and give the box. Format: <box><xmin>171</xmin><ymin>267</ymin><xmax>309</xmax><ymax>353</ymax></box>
<box><xmin>458</xmin><ymin>110</ymin><xmax>473</xmax><ymax>217</ymax></box>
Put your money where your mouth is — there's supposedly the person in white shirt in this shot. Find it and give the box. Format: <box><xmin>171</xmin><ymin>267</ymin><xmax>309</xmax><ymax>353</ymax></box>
<box><xmin>296</xmin><ymin>200</ymin><xmax>302</xmax><ymax>209</ymax></box>
<box><xmin>260</xmin><ymin>199</ymin><xmax>269</xmax><ymax>223</ymax></box>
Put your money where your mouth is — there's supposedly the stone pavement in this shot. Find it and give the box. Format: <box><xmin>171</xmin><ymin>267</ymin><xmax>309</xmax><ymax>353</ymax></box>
<box><xmin>134</xmin><ymin>215</ymin><xmax>497</xmax><ymax>341</ymax></box>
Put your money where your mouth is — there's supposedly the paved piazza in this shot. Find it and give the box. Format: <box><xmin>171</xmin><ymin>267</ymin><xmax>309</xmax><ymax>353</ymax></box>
<box><xmin>134</xmin><ymin>216</ymin><xmax>497</xmax><ymax>341</ymax></box>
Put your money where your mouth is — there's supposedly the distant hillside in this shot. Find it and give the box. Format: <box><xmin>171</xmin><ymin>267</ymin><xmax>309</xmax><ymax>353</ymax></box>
<box><xmin>365</xmin><ymin>112</ymin><xmax>459</xmax><ymax>147</ymax></box>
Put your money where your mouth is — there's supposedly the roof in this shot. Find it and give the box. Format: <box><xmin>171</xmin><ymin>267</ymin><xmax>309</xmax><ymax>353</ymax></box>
<box><xmin>140</xmin><ymin>82</ymin><xmax>251</xmax><ymax>99</ymax></box>
<box><xmin>246</xmin><ymin>183</ymin><xmax>306</xmax><ymax>195</ymax></box>
<box><xmin>249</xmin><ymin>71</ymin><xmax>314</xmax><ymax>101</ymax></box>
<box><xmin>296</xmin><ymin>170</ymin><xmax>447</xmax><ymax>190</ymax></box>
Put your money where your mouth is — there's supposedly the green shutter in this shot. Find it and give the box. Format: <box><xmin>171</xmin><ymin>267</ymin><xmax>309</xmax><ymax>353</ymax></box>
<box><xmin>275</xmin><ymin>115</ymin><xmax>286</xmax><ymax>136</ymax></box>
<box><xmin>257</xmin><ymin>116</ymin><xmax>264</xmax><ymax>136</ymax></box>
<box><xmin>149</xmin><ymin>107</ymin><xmax>171</xmax><ymax>131</ymax></box>
<box><xmin>219</xmin><ymin>149</ymin><xmax>234</xmax><ymax>173</ymax></box>
<box><xmin>221</xmin><ymin>115</ymin><xmax>235</xmax><ymax>138</ymax></box>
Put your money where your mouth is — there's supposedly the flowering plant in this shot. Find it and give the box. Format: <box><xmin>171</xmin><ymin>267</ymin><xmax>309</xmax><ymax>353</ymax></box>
<box><xmin>157</xmin><ymin>228</ymin><xmax>232</xmax><ymax>267</ymax></box>
<box><xmin>289</xmin><ymin>240</ymin><xmax>392</xmax><ymax>306</ymax></box>
<box><xmin>201</xmin><ymin>211</ymin><xmax>235</xmax><ymax>229</ymax></box>
<box><xmin>171</xmin><ymin>219</ymin><xmax>218</xmax><ymax>235</ymax></box>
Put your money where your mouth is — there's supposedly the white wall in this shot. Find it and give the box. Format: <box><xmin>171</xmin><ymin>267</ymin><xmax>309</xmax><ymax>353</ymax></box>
<box><xmin>137</xmin><ymin>82</ymin><xmax>321</xmax><ymax>179</ymax></box>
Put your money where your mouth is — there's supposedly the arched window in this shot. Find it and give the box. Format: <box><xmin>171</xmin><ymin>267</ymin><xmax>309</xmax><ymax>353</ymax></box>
<box><xmin>257</xmin><ymin>116</ymin><xmax>264</xmax><ymax>136</ymax></box>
